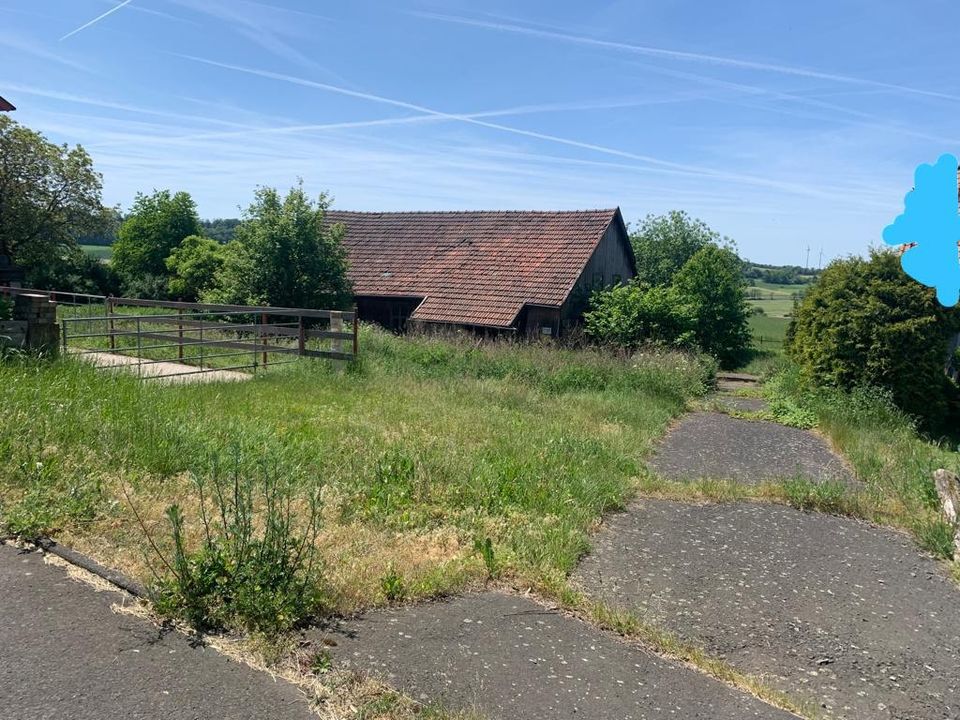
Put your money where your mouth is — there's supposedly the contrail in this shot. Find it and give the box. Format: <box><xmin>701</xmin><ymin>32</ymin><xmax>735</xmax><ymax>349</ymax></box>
<box><xmin>61</xmin><ymin>0</ymin><xmax>135</xmax><ymax>41</ymax></box>
<box><xmin>414</xmin><ymin>11</ymin><xmax>960</xmax><ymax>104</ymax></box>
<box><xmin>177</xmin><ymin>54</ymin><xmax>859</xmax><ymax>201</ymax></box>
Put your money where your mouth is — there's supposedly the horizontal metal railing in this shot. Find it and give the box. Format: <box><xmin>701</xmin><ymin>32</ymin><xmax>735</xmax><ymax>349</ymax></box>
<box><xmin>1</xmin><ymin>286</ymin><xmax>358</xmax><ymax>377</ymax></box>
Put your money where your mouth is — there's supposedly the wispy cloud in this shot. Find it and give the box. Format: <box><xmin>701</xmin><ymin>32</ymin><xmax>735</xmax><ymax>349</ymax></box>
<box><xmin>0</xmin><ymin>31</ymin><xmax>89</xmax><ymax>71</ymax></box>
<box><xmin>87</xmin><ymin>92</ymin><xmax>713</xmax><ymax>148</ymax></box>
<box><xmin>414</xmin><ymin>11</ymin><xmax>960</xmax><ymax>104</ymax></box>
<box><xmin>176</xmin><ymin>53</ymin><xmax>872</xmax><ymax>203</ymax></box>
<box><xmin>623</xmin><ymin>61</ymin><xmax>960</xmax><ymax>146</ymax></box>
<box><xmin>0</xmin><ymin>82</ymin><xmax>259</xmax><ymax>132</ymax></box>
<box><xmin>164</xmin><ymin>0</ymin><xmax>342</xmax><ymax>79</ymax></box>
<box><xmin>60</xmin><ymin>0</ymin><xmax>135</xmax><ymax>41</ymax></box>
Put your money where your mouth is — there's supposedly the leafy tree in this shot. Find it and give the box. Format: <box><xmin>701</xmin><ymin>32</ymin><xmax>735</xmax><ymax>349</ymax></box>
<box><xmin>630</xmin><ymin>211</ymin><xmax>728</xmax><ymax>286</ymax></box>
<box><xmin>787</xmin><ymin>250</ymin><xmax>960</xmax><ymax>430</ymax></box>
<box><xmin>112</xmin><ymin>190</ymin><xmax>201</xmax><ymax>291</ymax></box>
<box><xmin>166</xmin><ymin>235</ymin><xmax>225</xmax><ymax>301</ymax></box>
<box><xmin>208</xmin><ymin>183</ymin><xmax>351</xmax><ymax>309</ymax></box>
<box><xmin>584</xmin><ymin>283</ymin><xmax>696</xmax><ymax>349</ymax></box>
<box><xmin>77</xmin><ymin>207</ymin><xmax>123</xmax><ymax>247</ymax></box>
<box><xmin>672</xmin><ymin>245</ymin><xmax>751</xmax><ymax>368</ymax></box>
<box><xmin>200</xmin><ymin>218</ymin><xmax>241</xmax><ymax>244</ymax></box>
<box><xmin>27</xmin><ymin>246</ymin><xmax>119</xmax><ymax>295</ymax></box>
<box><xmin>0</xmin><ymin>115</ymin><xmax>103</xmax><ymax>273</ymax></box>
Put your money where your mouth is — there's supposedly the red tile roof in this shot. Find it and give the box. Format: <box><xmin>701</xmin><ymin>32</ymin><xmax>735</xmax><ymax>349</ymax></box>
<box><xmin>0</xmin><ymin>96</ymin><xmax>15</xmax><ymax>112</ymax></box>
<box><xmin>327</xmin><ymin>209</ymin><xmax>624</xmax><ymax>328</ymax></box>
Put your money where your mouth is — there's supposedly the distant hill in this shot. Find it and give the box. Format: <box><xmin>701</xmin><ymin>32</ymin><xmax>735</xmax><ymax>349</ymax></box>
<box><xmin>743</xmin><ymin>262</ymin><xmax>820</xmax><ymax>286</ymax></box>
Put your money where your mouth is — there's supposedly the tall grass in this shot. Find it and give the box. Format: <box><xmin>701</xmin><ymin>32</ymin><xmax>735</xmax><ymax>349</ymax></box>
<box><xmin>0</xmin><ymin>325</ymin><xmax>712</xmax><ymax>610</ymax></box>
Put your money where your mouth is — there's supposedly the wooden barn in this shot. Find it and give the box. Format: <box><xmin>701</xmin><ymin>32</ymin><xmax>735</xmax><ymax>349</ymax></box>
<box><xmin>326</xmin><ymin>209</ymin><xmax>635</xmax><ymax>337</ymax></box>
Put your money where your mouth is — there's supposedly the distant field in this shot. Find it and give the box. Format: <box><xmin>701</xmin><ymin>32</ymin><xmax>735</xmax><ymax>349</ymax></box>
<box><xmin>80</xmin><ymin>245</ymin><xmax>111</xmax><ymax>261</ymax></box>
<box><xmin>746</xmin><ymin>281</ymin><xmax>810</xmax><ymax>319</ymax></box>
<box><xmin>747</xmin><ymin>313</ymin><xmax>790</xmax><ymax>363</ymax></box>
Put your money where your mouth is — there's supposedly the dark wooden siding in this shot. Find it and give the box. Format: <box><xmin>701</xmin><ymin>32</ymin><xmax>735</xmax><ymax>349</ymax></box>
<box><xmin>520</xmin><ymin>305</ymin><xmax>561</xmax><ymax>339</ymax></box>
<box><xmin>356</xmin><ymin>296</ymin><xmax>423</xmax><ymax>332</ymax></box>
<box><xmin>560</xmin><ymin>220</ymin><xmax>635</xmax><ymax>327</ymax></box>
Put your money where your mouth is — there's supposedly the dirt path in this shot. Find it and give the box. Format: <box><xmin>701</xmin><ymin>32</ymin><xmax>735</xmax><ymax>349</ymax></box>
<box><xmin>314</xmin><ymin>592</ymin><xmax>795</xmax><ymax>720</ymax></box>
<box><xmin>0</xmin><ymin>542</ymin><xmax>315</xmax><ymax>720</ymax></box>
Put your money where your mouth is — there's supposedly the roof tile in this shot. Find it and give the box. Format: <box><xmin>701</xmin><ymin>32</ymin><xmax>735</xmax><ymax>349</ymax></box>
<box><xmin>328</xmin><ymin>209</ymin><xmax>619</xmax><ymax>328</ymax></box>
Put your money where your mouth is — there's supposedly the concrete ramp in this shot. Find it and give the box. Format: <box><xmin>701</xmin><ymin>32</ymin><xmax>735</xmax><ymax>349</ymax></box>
<box><xmin>78</xmin><ymin>351</ymin><xmax>251</xmax><ymax>384</ymax></box>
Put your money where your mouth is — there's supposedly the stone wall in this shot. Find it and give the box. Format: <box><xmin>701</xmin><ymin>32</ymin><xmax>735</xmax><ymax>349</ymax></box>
<box><xmin>11</xmin><ymin>293</ymin><xmax>59</xmax><ymax>355</ymax></box>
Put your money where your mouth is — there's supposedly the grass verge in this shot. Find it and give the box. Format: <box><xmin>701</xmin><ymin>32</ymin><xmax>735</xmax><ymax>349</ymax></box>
<box><xmin>0</xmin><ymin>325</ymin><xmax>713</xmax><ymax>619</ymax></box>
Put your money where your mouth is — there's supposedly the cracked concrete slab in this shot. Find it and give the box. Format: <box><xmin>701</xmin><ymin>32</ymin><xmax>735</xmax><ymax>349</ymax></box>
<box><xmin>0</xmin><ymin>543</ymin><xmax>315</xmax><ymax>720</ymax></box>
<box><xmin>312</xmin><ymin>591</ymin><xmax>796</xmax><ymax>720</ymax></box>
<box><xmin>573</xmin><ymin>500</ymin><xmax>960</xmax><ymax>719</ymax></box>
<box><xmin>648</xmin><ymin>412</ymin><xmax>852</xmax><ymax>484</ymax></box>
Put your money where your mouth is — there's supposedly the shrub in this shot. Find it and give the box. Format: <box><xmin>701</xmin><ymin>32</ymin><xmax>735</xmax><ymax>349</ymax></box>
<box><xmin>208</xmin><ymin>183</ymin><xmax>351</xmax><ymax>310</ymax></box>
<box><xmin>144</xmin><ymin>460</ymin><xmax>326</xmax><ymax>635</ymax></box>
<box><xmin>584</xmin><ymin>283</ymin><xmax>696</xmax><ymax>349</ymax></box>
<box><xmin>587</xmin><ymin>216</ymin><xmax>750</xmax><ymax>368</ymax></box>
<box><xmin>165</xmin><ymin>234</ymin><xmax>225</xmax><ymax>300</ymax></box>
<box><xmin>629</xmin><ymin>210</ymin><xmax>728</xmax><ymax>287</ymax></box>
<box><xmin>672</xmin><ymin>245</ymin><xmax>751</xmax><ymax>368</ymax></box>
<box><xmin>786</xmin><ymin>250</ymin><xmax>960</xmax><ymax>431</ymax></box>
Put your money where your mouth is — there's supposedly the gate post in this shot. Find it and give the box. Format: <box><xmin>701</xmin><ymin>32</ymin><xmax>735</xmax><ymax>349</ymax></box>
<box><xmin>261</xmin><ymin>312</ymin><xmax>268</xmax><ymax>366</ymax></box>
<box><xmin>107</xmin><ymin>296</ymin><xmax>116</xmax><ymax>351</ymax></box>
<box><xmin>352</xmin><ymin>306</ymin><xmax>358</xmax><ymax>358</ymax></box>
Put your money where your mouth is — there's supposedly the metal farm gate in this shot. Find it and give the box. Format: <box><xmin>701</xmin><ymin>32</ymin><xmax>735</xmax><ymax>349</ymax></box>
<box><xmin>1</xmin><ymin>287</ymin><xmax>358</xmax><ymax>380</ymax></box>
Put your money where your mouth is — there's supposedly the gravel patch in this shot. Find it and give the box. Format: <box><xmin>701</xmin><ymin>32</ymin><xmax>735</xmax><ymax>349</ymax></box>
<box><xmin>573</xmin><ymin>500</ymin><xmax>960</xmax><ymax>719</ymax></box>
<box><xmin>648</xmin><ymin>412</ymin><xmax>852</xmax><ymax>484</ymax></box>
<box><xmin>313</xmin><ymin>592</ymin><xmax>795</xmax><ymax>720</ymax></box>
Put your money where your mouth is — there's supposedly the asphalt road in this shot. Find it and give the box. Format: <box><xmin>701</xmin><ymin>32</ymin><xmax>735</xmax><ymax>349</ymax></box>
<box><xmin>0</xmin><ymin>542</ymin><xmax>316</xmax><ymax>720</ymax></box>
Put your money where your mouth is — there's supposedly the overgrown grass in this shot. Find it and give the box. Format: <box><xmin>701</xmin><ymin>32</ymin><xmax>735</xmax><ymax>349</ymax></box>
<box><xmin>0</xmin><ymin>325</ymin><xmax>712</xmax><ymax>615</ymax></box>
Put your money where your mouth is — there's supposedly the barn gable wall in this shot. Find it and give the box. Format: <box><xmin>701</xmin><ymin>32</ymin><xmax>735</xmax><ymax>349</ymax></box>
<box><xmin>560</xmin><ymin>218</ymin><xmax>635</xmax><ymax>327</ymax></box>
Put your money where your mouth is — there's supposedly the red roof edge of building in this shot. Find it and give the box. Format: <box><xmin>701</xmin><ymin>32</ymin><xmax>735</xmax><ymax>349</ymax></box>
<box><xmin>0</xmin><ymin>96</ymin><xmax>15</xmax><ymax>112</ymax></box>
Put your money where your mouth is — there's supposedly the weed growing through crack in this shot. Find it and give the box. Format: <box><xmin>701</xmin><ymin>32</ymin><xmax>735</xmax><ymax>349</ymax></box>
<box><xmin>782</xmin><ymin>479</ymin><xmax>848</xmax><ymax>514</ymax></box>
<box><xmin>136</xmin><ymin>456</ymin><xmax>327</xmax><ymax>635</ymax></box>
<box><xmin>473</xmin><ymin>537</ymin><xmax>499</xmax><ymax>579</ymax></box>
<box><xmin>380</xmin><ymin>565</ymin><xmax>406</xmax><ymax>602</ymax></box>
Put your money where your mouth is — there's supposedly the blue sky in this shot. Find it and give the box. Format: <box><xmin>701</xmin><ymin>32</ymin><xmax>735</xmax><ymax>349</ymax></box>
<box><xmin>2</xmin><ymin>0</ymin><xmax>958</xmax><ymax>265</ymax></box>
